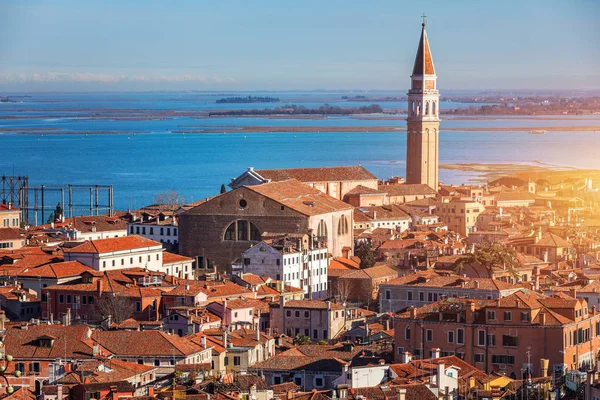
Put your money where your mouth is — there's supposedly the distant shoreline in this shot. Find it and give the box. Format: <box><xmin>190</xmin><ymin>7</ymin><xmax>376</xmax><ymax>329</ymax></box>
<box><xmin>4</xmin><ymin>124</ymin><xmax>600</xmax><ymax>135</ymax></box>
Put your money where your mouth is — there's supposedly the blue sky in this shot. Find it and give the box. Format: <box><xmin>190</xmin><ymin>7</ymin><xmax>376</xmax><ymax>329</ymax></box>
<box><xmin>0</xmin><ymin>0</ymin><xmax>598</xmax><ymax>91</ymax></box>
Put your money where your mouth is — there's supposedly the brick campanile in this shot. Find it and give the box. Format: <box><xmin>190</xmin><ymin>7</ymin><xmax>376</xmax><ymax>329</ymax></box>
<box><xmin>406</xmin><ymin>17</ymin><xmax>439</xmax><ymax>190</ymax></box>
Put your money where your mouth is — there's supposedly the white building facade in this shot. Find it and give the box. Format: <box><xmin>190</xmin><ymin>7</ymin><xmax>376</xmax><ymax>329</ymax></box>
<box><xmin>242</xmin><ymin>241</ymin><xmax>329</xmax><ymax>299</ymax></box>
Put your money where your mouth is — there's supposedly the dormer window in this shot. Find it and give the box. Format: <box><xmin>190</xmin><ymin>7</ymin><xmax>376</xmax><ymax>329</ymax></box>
<box><xmin>37</xmin><ymin>335</ymin><xmax>56</xmax><ymax>348</ymax></box>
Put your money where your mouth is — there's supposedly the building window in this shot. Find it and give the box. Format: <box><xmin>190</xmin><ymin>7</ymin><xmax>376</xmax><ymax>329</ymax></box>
<box><xmin>488</xmin><ymin>334</ymin><xmax>496</xmax><ymax>347</ymax></box>
<box><xmin>314</xmin><ymin>376</ymin><xmax>324</xmax><ymax>388</ymax></box>
<box><xmin>30</xmin><ymin>362</ymin><xmax>40</xmax><ymax>373</ymax></box>
<box><xmin>223</xmin><ymin>220</ymin><xmax>261</xmax><ymax>241</ymax></box>
<box><xmin>59</xmin><ymin>294</ymin><xmax>64</xmax><ymax>303</ymax></box>
<box><xmin>504</xmin><ymin>311</ymin><xmax>512</xmax><ymax>321</ymax></box>
<box><xmin>405</xmin><ymin>326</ymin><xmax>411</xmax><ymax>340</ymax></box>
<box><xmin>385</xmin><ymin>290</ymin><xmax>391</xmax><ymax>300</ymax></box>
<box><xmin>233</xmin><ymin>356</ymin><xmax>241</xmax><ymax>366</ymax></box>
<box><xmin>457</xmin><ymin>329</ymin><xmax>464</xmax><ymax>344</ymax></box>
<box><xmin>407</xmin><ymin>292</ymin><xmax>413</xmax><ymax>301</ymax></box>
<box><xmin>492</xmin><ymin>355</ymin><xmax>515</xmax><ymax>364</ymax></box>
<box><xmin>337</xmin><ymin>216</ymin><xmax>349</xmax><ymax>236</ymax></box>
<box><xmin>520</xmin><ymin>312</ymin><xmax>530</xmax><ymax>322</ymax></box>
<box><xmin>502</xmin><ymin>334</ymin><xmax>518</xmax><ymax>347</ymax></box>
<box><xmin>286</xmin><ymin>310</ymin><xmax>291</xmax><ymax>317</ymax></box>
<box><xmin>136</xmin><ymin>302</ymin><xmax>141</xmax><ymax>312</ymax></box>
<box><xmin>15</xmin><ymin>363</ymin><xmax>25</xmax><ymax>373</ymax></box>
<box><xmin>317</xmin><ymin>220</ymin><xmax>328</xmax><ymax>238</ymax></box>
<box><xmin>474</xmin><ymin>354</ymin><xmax>484</xmax><ymax>363</ymax></box>
<box><xmin>154</xmin><ymin>359</ymin><xmax>160</xmax><ymax>366</ymax></box>
<box><xmin>447</xmin><ymin>331</ymin><xmax>454</xmax><ymax>343</ymax></box>
<box><xmin>478</xmin><ymin>330</ymin><xmax>486</xmax><ymax>346</ymax></box>
<box><xmin>426</xmin><ymin>329</ymin><xmax>433</xmax><ymax>342</ymax></box>
<box><xmin>305</xmin><ymin>311</ymin><xmax>310</xmax><ymax>318</ymax></box>
<box><xmin>66</xmin><ymin>295</ymin><xmax>71</xmax><ymax>303</ymax></box>
<box><xmin>487</xmin><ymin>310</ymin><xmax>496</xmax><ymax>320</ymax></box>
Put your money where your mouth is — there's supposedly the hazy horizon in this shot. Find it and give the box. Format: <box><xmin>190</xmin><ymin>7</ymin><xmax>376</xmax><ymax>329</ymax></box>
<box><xmin>1</xmin><ymin>0</ymin><xmax>599</xmax><ymax>92</ymax></box>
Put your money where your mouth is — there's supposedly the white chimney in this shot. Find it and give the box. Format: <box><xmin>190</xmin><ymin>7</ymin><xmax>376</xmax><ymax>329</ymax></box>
<box><xmin>436</xmin><ymin>362</ymin><xmax>445</xmax><ymax>388</ymax></box>
<box><xmin>201</xmin><ymin>335</ymin><xmax>207</xmax><ymax>348</ymax></box>
<box><xmin>432</xmin><ymin>348</ymin><xmax>441</xmax><ymax>359</ymax></box>
<box><xmin>401</xmin><ymin>351</ymin><xmax>412</xmax><ymax>364</ymax></box>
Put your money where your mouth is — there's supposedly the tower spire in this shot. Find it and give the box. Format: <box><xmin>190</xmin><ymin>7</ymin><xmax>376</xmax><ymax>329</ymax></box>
<box><xmin>405</xmin><ymin>17</ymin><xmax>440</xmax><ymax>190</ymax></box>
<box><xmin>412</xmin><ymin>17</ymin><xmax>435</xmax><ymax>76</ymax></box>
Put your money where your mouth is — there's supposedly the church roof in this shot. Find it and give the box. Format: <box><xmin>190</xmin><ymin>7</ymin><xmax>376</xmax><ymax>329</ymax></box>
<box><xmin>412</xmin><ymin>22</ymin><xmax>435</xmax><ymax>76</ymax></box>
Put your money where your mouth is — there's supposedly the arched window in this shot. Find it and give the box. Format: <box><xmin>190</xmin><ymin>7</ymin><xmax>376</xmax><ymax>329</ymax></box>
<box><xmin>223</xmin><ymin>220</ymin><xmax>261</xmax><ymax>242</ymax></box>
<box><xmin>338</xmin><ymin>216</ymin><xmax>349</xmax><ymax>236</ymax></box>
<box><xmin>317</xmin><ymin>220</ymin><xmax>328</xmax><ymax>238</ymax></box>
<box><xmin>424</xmin><ymin>101</ymin><xmax>429</xmax><ymax>116</ymax></box>
<box><xmin>405</xmin><ymin>326</ymin><xmax>411</xmax><ymax>340</ymax></box>
<box><xmin>416</xmin><ymin>102</ymin><xmax>421</xmax><ymax>116</ymax></box>
<box><xmin>432</xmin><ymin>101</ymin><xmax>437</xmax><ymax>116</ymax></box>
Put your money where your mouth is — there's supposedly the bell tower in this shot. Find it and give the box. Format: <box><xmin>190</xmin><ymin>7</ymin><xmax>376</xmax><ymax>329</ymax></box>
<box><xmin>406</xmin><ymin>16</ymin><xmax>439</xmax><ymax>189</ymax></box>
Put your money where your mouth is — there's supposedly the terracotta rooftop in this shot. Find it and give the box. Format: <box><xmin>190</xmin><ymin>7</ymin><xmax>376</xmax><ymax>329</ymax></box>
<box><xmin>3</xmin><ymin>325</ymin><xmax>95</xmax><ymax>360</ymax></box>
<box><xmin>380</xmin><ymin>183</ymin><xmax>438</xmax><ymax>197</ymax></box>
<box><xmin>246</xmin><ymin>180</ymin><xmax>353</xmax><ymax>216</ymax></box>
<box><xmin>64</xmin><ymin>235</ymin><xmax>162</xmax><ymax>254</ymax></box>
<box><xmin>92</xmin><ymin>330</ymin><xmax>205</xmax><ymax>356</ymax></box>
<box><xmin>69</xmin><ymin>215</ymin><xmax>128</xmax><ymax>233</ymax></box>
<box><xmin>255</xmin><ymin>166</ymin><xmax>377</xmax><ymax>183</ymax></box>
<box><xmin>0</xmin><ymin>228</ymin><xmax>24</xmax><ymax>242</ymax></box>
<box><xmin>535</xmin><ymin>232</ymin><xmax>571</xmax><ymax>248</ymax></box>
<box><xmin>163</xmin><ymin>252</ymin><xmax>193</xmax><ymax>264</ymax></box>
<box><xmin>284</xmin><ymin>299</ymin><xmax>344</xmax><ymax>310</ymax></box>
<box><xmin>18</xmin><ymin>260</ymin><xmax>92</xmax><ymax>278</ymax></box>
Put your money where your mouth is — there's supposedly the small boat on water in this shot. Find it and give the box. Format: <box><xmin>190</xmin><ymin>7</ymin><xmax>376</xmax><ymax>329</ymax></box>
<box><xmin>529</xmin><ymin>130</ymin><xmax>548</xmax><ymax>135</ymax></box>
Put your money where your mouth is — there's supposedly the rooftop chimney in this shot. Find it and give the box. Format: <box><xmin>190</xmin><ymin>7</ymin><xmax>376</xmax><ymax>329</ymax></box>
<box><xmin>436</xmin><ymin>361</ymin><xmax>445</xmax><ymax>387</ymax></box>
<box><xmin>201</xmin><ymin>335</ymin><xmax>207</xmax><ymax>348</ymax></box>
<box><xmin>401</xmin><ymin>351</ymin><xmax>412</xmax><ymax>364</ymax></box>
<box><xmin>540</xmin><ymin>358</ymin><xmax>549</xmax><ymax>377</ymax></box>
<box><xmin>396</xmin><ymin>388</ymin><xmax>406</xmax><ymax>400</ymax></box>
<box><xmin>409</xmin><ymin>306</ymin><xmax>417</xmax><ymax>319</ymax></box>
<box><xmin>432</xmin><ymin>348</ymin><xmax>441</xmax><ymax>359</ymax></box>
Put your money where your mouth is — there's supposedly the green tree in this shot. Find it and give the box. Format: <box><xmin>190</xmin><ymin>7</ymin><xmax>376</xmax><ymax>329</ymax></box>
<box><xmin>454</xmin><ymin>242</ymin><xmax>520</xmax><ymax>281</ymax></box>
<box><xmin>316</xmin><ymin>340</ymin><xmax>328</xmax><ymax>345</ymax></box>
<box><xmin>293</xmin><ymin>334</ymin><xmax>312</xmax><ymax>345</ymax></box>
<box><xmin>54</xmin><ymin>202</ymin><xmax>63</xmax><ymax>221</ymax></box>
<box><xmin>356</xmin><ymin>243</ymin><xmax>376</xmax><ymax>269</ymax></box>
<box><xmin>220</xmin><ymin>184</ymin><xmax>227</xmax><ymax>194</ymax></box>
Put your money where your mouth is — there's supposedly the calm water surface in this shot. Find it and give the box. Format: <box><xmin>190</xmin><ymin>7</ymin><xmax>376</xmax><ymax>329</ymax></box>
<box><xmin>1</xmin><ymin>92</ymin><xmax>599</xmax><ymax>211</ymax></box>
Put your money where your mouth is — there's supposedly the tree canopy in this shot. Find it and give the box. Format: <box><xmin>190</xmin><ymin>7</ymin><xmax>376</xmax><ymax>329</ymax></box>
<box><xmin>454</xmin><ymin>242</ymin><xmax>520</xmax><ymax>280</ymax></box>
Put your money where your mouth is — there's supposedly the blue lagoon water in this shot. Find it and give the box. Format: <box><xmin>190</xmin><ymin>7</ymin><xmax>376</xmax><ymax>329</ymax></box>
<box><xmin>1</xmin><ymin>92</ymin><xmax>599</xmax><ymax>211</ymax></box>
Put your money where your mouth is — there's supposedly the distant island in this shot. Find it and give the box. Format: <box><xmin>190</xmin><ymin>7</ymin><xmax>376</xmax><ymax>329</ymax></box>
<box><xmin>209</xmin><ymin>104</ymin><xmax>383</xmax><ymax>116</ymax></box>
<box><xmin>216</xmin><ymin>96</ymin><xmax>280</xmax><ymax>104</ymax></box>
<box><xmin>342</xmin><ymin>95</ymin><xmax>405</xmax><ymax>102</ymax></box>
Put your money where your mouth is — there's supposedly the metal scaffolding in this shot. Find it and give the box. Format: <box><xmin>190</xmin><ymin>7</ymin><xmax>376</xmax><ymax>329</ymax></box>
<box><xmin>1</xmin><ymin>175</ymin><xmax>114</xmax><ymax>225</ymax></box>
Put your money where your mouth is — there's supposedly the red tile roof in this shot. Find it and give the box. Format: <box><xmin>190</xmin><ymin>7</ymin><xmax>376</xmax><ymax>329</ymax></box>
<box><xmin>92</xmin><ymin>330</ymin><xmax>205</xmax><ymax>356</ymax></box>
<box><xmin>163</xmin><ymin>252</ymin><xmax>193</xmax><ymax>264</ymax></box>
<box><xmin>256</xmin><ymin>166</ymin><xmax>377</xmax><ymax>183</ymax></box>
<box><xmin>64</xmin><ymin>235</ymin><xmax>161</xmax><ymax>254</ymax></box>
<box><xmin>3</xmin><ymin>325</ymin><xmax>95</xmax><ymax>360</ymax></box>
<box><xmin>18</xmin><ymin>260</ymin><xmax>92</xmax><ymax>278</ymax></box>
<box><xmin>284</xmin><ymin>299</ymin><xmax>344</xmax><ymax>310</ymax></box>
<box><xmin>246</xmin><ymin>180</ymin><xmax>353</xmax><ymax>216</ymax></box>
<box><xmin>0</xmin><ymin>228</ymin><xmax>23</xmax><ymax>242</ymax></box>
